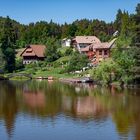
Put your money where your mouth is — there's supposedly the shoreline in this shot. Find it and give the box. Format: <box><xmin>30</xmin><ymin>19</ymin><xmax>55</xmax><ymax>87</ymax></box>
<box><xmin>1</xmin><ymin>75</ymin><xmax>140</xmax><ymax>89</ymax></box>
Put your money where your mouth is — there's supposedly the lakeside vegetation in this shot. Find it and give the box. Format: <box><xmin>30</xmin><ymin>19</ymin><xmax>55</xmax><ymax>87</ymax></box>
<box><xmin>0</xmin><ymin>3</ymin><xmax>140</xmax><ymax>85</ymax></box>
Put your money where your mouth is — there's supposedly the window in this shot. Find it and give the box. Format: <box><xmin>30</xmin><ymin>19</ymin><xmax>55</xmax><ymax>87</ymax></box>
<box><xmin>104</xmin><ymin>50</ymin><xmax>108</xmax><ymax>55</ymax></box>
<box><xmin>99</xmin><ymin>50</ymin><xmax>102</xmax><ymax>55</ymax></box>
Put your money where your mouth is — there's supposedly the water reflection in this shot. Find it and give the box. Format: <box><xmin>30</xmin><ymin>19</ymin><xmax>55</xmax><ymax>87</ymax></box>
<box><xmin>0</xmin><ymin>80</ymin><xmax>140</xmax><ymax>140</ymax></box>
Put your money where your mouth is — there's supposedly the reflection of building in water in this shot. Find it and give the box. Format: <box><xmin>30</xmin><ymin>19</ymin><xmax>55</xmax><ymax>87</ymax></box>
<box><xmin>62</xmin><ymin>96</ymin><xmax>73</xmax><ymax>113</ymax></box>
<box><xmin>23</xmin><ymin>91</ymin><xmax>46</xmax><ymax>109</ymax></box>
<box><xmin>75</xmin><ymin>87</ymin><xmax>81</xmax><ymax>93</ymax></box>
<box><xmin>74</xmin><ymin>83</ymin><xmax>97</xmax><ymax>94</ymax></box>
<box><xmin>61</xmin><ymin>95</ymin><xmax>108</xmax><ymax>120</ymax></box>
<box><xmin>75</xmin><ymin>97</ymin><xmax>108</xmax><ymax>119</ymax></box>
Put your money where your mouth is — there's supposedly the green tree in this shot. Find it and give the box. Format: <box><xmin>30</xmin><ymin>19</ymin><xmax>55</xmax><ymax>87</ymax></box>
<box><xmin>0</xmin><ymin>48</ymin><xmax>5</xmax><ymax>70</ymax></box>
<box><xmin>90</xmin><ymin>59</ymin><xmax>118</xmax><ymax>84</ymax></box>
<box><xmin>120</xmin><ymin>11</ymin><xmax>129</xmax><ymax>36</ymax></box>
<box><xmin>132</xmin><ymin>47</ymin><xmax>140</xmax><ymax>83</ymax></box>
<box><xmin>112</xmin><ymin>37</ymin><xmax>136</xmax><ymax>83</ymax></box>
<box><xmin>45</xmin><ymin>39</ymin><xmax>61</xmax><ymax>62</ymax></box>
<box><xmin>114</xmin><ymin>9</ymin><xmax>123</xmax><ymax>32</ymax></box>
<box><xmin>64</xmin><ymin>48</ymin><xmax>73</xmax><ymax>56</ymax></box>
<box><xmin>132</xmin><ymin>3</ymin><xmax>140</xmax><ymax>45</ymax></box>
<box><xmin>131</xmin><ymin>3</ymin><xmax>140</xmax><ymax>83</ymax></box>
<box><xmin>1</xmin><ymin>16</ymin><xmax>16</xmax><ymax>73</ymax></box>
<box><xmin>67</xmin><ymin>52</ymin><xmax>89</xmax><ymax>72</ymax></box>
<box><xmin>15</xmin><ymin>58</ymin><xmax>24</xmax><ymax>71</ymax></box>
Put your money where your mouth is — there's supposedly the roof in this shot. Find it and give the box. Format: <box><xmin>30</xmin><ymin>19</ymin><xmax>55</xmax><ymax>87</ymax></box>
<box><xmin>81</xmin><ymin>42</ymin><xmax>110</xmax><ymax>52</ymax></box>
<box><xmin>81</xmin><ymin>38</ymin><xmax>117</xmax><ymax>52</ymax></box>
<box><xmin>73</xmin><ymin>36</ymin><xmax>101</xmax><ymax>44</ymax></box>
<box><xmin>16</xmin><ymin>48</ymin><xmax>26</xmax><ymax>57</ymax></box>
<box><xmin>91</xmin><ymin>42</ymin><xmax>110</xmax><ymax>49</ymax></box>
<box><xmin>21</xmin><ymin>45</ymin><xmax>46</xmax><ymax>58</ymax></box>
<box><xmin>109</xmin><ymin>38</ymin><xmax>117</xmax><ymax>48</ymax></box>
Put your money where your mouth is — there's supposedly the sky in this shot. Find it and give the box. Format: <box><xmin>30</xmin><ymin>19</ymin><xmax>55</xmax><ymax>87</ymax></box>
<box><xmin>0</xmin><ymin>0</ymin><xmax>139</xmax><ymax>24</ymax></box>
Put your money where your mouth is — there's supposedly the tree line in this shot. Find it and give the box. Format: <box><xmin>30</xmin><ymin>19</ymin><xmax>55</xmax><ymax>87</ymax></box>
<box><xmin>0</xmin><ymin>5</ymin><xmax>139</xmax><ymax>48</ymax></box>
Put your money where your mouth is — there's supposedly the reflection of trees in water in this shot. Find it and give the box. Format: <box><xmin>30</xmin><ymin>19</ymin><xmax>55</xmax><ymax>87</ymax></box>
<box><xmin>0</xmin><ymin>81</ymin><xmax>17</xmax><ymax>138</ymax></box>
<box><xmin>111</xmin><ymin>95</ymin><xmax>140</xmax><ymax>139</ymax></box>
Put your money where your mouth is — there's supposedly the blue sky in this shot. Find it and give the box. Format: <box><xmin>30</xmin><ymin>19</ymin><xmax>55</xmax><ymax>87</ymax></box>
<box><xmin>0</xmin><ymin>0</ymin><xmax>139</xmax><ymax>24</ymax></box>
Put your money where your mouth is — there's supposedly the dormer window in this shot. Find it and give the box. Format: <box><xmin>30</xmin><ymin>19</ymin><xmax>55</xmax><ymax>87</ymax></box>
<box><xmin>26</xmin><ymin>48</ymin><xmax>32</xmax><ymax>53</ymax></box>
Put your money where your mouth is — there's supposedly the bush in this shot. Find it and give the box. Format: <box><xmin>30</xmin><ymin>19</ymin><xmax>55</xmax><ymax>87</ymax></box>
<box><xmin>66</xmin><ymin>52</ymin><xmax>89</xmax><ymax>72</ymax></box>
<box><xmin>90</xmin><ymin>59</ymin><xmax>118</xmax><ymax>84</ymax></box>
<box><xmin>64</xmin><ymin>48</ymin><xmax>73</xmax><ymax>56</ymax></box>
<box><xmin>15</xmin><ymin>58</ymin><xmax>24</xmax><ymax>71</ymax></box>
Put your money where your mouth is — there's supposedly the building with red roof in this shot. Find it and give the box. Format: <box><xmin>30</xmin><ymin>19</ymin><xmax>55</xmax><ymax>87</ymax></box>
<box><xmin>20</xmin><ymin>45</ymin><xmax>46</xmax><ymax>64</ymax></box>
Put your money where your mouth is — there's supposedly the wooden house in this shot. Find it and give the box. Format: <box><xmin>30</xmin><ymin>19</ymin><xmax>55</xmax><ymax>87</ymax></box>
<box><xmin>20</xmin><ymin>45</ymin><xmax>46</xmax><ymax>64</ymax></box>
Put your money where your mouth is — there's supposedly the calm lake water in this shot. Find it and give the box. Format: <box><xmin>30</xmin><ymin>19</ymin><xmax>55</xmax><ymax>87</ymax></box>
<box><xmin>0</xmin><ymin>80</ymin><xmax>140</xmax><ymax>140</ymax></box>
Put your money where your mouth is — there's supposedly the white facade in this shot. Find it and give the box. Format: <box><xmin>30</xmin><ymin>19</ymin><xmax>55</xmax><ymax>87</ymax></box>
<box><xmin>23</xmin><ymin>59</ymin><xmax>38</xmax><ymax>65</ymax></box>
<box><xmin>62</xmin><ymin>38</ymin><xmax>71</xmax><ymax>47</ymax></box>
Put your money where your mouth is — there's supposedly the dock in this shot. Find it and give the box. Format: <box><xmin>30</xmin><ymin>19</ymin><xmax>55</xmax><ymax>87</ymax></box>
<box><xmin>59</xmin><ymin>77</ymin><xmax>93</xmax><ymax>84</ymax></box>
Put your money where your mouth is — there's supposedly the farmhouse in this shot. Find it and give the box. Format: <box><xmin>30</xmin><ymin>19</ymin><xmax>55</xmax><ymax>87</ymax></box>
<box><xmin>71</xmin><ymin>36</ymin><xmax>116</xmax><ymax>64</ymax></box>
<box><xmin>20</xmin><ymin>45</ymin><xmax>46</xmax><ymax>64</ymax></box>
<box><xmin>80</xmin><ymin>38</ymin><xmax>117</xmax><ymax>63</ymax></box>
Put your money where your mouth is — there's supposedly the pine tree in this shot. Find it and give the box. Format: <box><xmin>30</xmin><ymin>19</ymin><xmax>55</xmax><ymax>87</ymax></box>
<box><xmin>132</xmin><ymin>3</ymin><xmax>140</xmax><ymax>83</ymax></box>
<box><xmin>45</xmin><ymin>39</ymin><xmax>61</xmax><ymax>62</ymax></box>
<box><xmin>0</xmin><ymin>48</ymin><xmax>5</xmax><ymax>70</ymax></box>
<box><xmin>114</xmin><ymin>9</ymin><xmax>123</xmax><ymax>32</ymax></box>
<box><xmin>120</xmin><ymin>11</ymin><xmax>130</xmax><ymax>36</ymax></box>
<box><xmin>133</xmin><ymin>3</ymin><xmax>140</xmax><ymax>46</ymax></box>
<box><xmin>1</xmin><ymin>16</ymin><xmax>16</xmax><ymax>73</ymax></box>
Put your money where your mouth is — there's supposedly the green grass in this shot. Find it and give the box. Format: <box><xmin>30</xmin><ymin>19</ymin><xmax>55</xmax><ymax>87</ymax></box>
<box><xmin>9</xmin><ymin>76</ymin><xmax>30</xmax><ymax>81</ymax></box>
<box><xmin>53</xmin><ymin>56</ymin><xmax>71</xmax><ymax>64</ymax></box>
<box><xmin>33</xmin><ymin>67</ymin><xmax>77</xmax><ymax>79</ymax></box>
<box><xmin>58</xmin><ymin>47</ymin><xmax>68</xmax><ymax>55</ymax></box>
<box><xmin>5</xmin><ymin>55</ymin><xmax>81</xmax><ymax>79</ymax></box>
<box><xmin>10</xmin><ymin>67</ymin><xmax>78</xmax><ymax>79</ymax></box>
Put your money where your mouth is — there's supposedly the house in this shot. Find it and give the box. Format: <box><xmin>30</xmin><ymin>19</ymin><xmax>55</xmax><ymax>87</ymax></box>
<box><xmin>20</xmin><ymin>45</ymin><xmax>46</xmax><ymax>64</ymax></box>
<box><xmin>61</xmin><ymin>38</ymin><xmax>71</xmax><ymax>47</ymax></box>
<box><xmin>80</xmin><ymin>38</ymin><xmax>117</xmax><ymax>64</ymax></box>
<box><xmin>72</xmin><ymin>36</ymin><xmax>101</xmax><ymax>52</ymax></box>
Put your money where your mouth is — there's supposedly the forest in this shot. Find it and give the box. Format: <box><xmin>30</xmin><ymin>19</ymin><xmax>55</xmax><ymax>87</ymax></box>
<box><xmin>0</xmin><ymin>3</ymin><xmax>140</xmax><ymax>85</ymax></box>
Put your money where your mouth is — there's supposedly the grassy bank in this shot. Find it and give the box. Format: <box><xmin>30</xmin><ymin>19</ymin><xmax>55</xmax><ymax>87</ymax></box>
<box><xmin>33</xmin><ymin>68</ymin><xmax>77</xmax><ymax>79</ymax></box>
<box><xmin>7</xmin><ymin>67</ymin><xmax>80</xmax><ymax>80</ymax></box>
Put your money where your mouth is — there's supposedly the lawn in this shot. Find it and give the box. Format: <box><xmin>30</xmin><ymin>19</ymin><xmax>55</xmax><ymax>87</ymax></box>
<box><xmin>34</xmin><ymin>67</ymin><xmax>76</xmax><ymax>79</ymax></box>
<box><xmin>10</xmin><ymin>66</ymin><xmax>79</xmax><ymax>79</ymax></box>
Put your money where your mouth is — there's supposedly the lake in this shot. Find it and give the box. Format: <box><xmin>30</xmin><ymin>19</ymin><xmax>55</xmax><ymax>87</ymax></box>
<box><xmin>0</xmin><ymin>80</ymin><xmax>140</xmax><ymax>140</ymax></box>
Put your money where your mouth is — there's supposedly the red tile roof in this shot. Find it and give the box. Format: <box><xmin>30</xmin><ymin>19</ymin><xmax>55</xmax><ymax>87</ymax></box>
<box><xmin>21</xmin><ymin>45</ymin><xmax>46</xmax><ymax>58</ymax></box>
